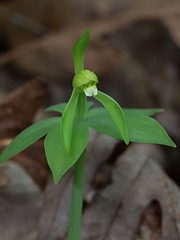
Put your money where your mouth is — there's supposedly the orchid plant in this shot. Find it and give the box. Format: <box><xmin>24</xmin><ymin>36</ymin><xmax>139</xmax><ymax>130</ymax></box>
<box><xmin>0</xmin><ymin>29</ymin><xmax>176</xmax><ymax>240</ymax></box>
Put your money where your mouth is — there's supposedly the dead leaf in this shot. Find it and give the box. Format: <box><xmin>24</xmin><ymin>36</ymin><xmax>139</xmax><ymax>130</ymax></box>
<box><xmin>0</xmin><ymin>77</ymin><xmax>48</xmax><ymax>139</ymax></box>
<box><xmin>0</xmin><ymin>0</ymin><xmax>180</xmax><ymax>77</ymax></box>
<box><xmin>163</xmin><ymin>16</ymin><xmax>180</xmax><ymax>48</ymax></box>
<box><xmin>81</xmin><ymin>143</ymin><xmax>180</xmax><ymax>240</ymax></box>
<box><xmin>135</xmin><ymin>200</ymin><xmax>162</xmax><ymax>240</ymax></box>
<box><xmin>0</xmin><ymin>168</ymin><xmax>9</xmax><ymax>187</ymax></box>
<box><xmin>10</xmin><ymin>141</ymin><xmax>49</xmax><ymax>188</ymax></box>
<box><xmin>0</xmin><ymin>77</ymin><xmax>50</xmax><ymax>188</ymax></box>
<box><xmin>0</xmin><ymin>161</ymin><xmax>42</xmax><ymax>240</ymax></box>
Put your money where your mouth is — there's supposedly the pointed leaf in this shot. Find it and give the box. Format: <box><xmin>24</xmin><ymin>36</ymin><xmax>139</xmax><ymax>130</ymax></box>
<box><xmin>0</xmin><ymin>117</ymin><xmax>60</xmax><ymax>163</ymax></box>
<box><xmin>94</xmin><ymin>91</ymin><xmax>129</xmax><ymax>144</ymax></box>
<box><xmin>86</xmin><ymin>108</ymin><xmax>120</xmax><ymax>139</ymax></box>
<box><xmin>85</xmin><ymin>101</ymin><xmax>94</xmax><ymax>118</ymax></box>
<box><xmin>125</xmin><ymin>112</ymin><xmax>176</xmax><ymax>147</ymax></box>
<box><xmin>87</xmin><ymin>107</ymin><xmax>106</xmax><ymax>118</ymax></box>
<box><xmin>86</xmin><ymin>108</ymin><xmax>176</xmax><ymax>147</ymax></box>
<box><xmin>73</xmin><ymin>29</ymin><xmax>90</xmax><ymax>74</ymax></box>
<box><xmin>45</xmin><ymin>103</ymin><xmax>67</xmax><ymax>113</ymax></box>
<box><xmin>61</xmin><ymin>89</ymin><xmax>79</xmax><ymax>153</ymax></box>
<box><xmin>44</xmin><ymin>101</ymin><xmax>93</xmax><ymax>115</ymax></box>
<box><xmin>44</xmin><ymin>121</ymin><xmax>89</xmax><ymax>184</ymax></box>
<box><xmin>123</xmin><ymin>108</ymin><xmax>164</xmax><ymax>116</ymax></box>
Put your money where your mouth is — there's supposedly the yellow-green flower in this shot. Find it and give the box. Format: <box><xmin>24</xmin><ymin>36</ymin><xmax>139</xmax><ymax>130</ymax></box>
<box><xmin>72</xmin><ymin>70</ymin><xmax>98</xmax><ymax>96</ymax></box>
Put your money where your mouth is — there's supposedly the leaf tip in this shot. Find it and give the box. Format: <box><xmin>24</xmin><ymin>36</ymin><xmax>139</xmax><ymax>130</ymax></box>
<box><xmin>0</xmin><ymin>149</ymin><xmax>9</xmax><ymax>164</ymax></box>
<box><xmin>124</xmin><ymin>138</ymin><xmax>129</xmax><ymax>145</ymax></box>
<box><xmin>54</xmin><ymin>176</ymin><xmax>60</xmax><ymax>185</ymax></box>
<box><xmin>65</xmin><ymin>142</ymin><xmax>71</xmax><ymax>153</ymax></box>
<box><xmin>171</xmin><ymin>141</ymin><xmax>176</xmax><ymax>148</ymax></box>
<box><xmin>0</xmin><ymin>156</ymin><xmax>4</xmax><ymax>164</ymax></box>
<box><xmin>85</xmin><ymin>28</ymin><xmax>90</xmax><ymax>34</ymax></box>
<box><xmin>61</xmin><ymin>125</ymin><xmax>71</xmax><ymax>153</ymax></box>
<box><xmin>44</xmin><ymin>107</ymin><xmax>50</xmax><ymax>112</ymax></box>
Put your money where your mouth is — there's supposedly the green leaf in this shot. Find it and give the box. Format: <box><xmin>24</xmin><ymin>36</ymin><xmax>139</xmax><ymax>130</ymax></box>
<box><xmin>87</xmin><ymin>107</ymin><xmax>106</xmax><ymax>118</ymax></box>
<box><xmin>73</xmin><ymin>29</ymin><xmax>90</xmax><ymax>74</ymax></box>
<box><xmin>0</xmin><ymin>117</ymin><xmax>60</xmax><ymax>163</ymax></box>
<box><xmin>61</xmin><ymin>89</ymin><xmax>79</xmax><ymax>153</ymax></box>
<box><xmin>45</xmin><ymin>103</ymin><xmax>67</xmax><ymax>113</ymax></box>
<box><xmin>87</xmin><ymin>107</ymin><xmax>163</xmax><ymax>118</ymax></box>
<box><xmin>86</xmin><ymin>107</ymin><xmax>176</xmax><ymax>147</ymax></box>
<box><xmin>94</xmin><ymin>91</ymin><xmax>129</xmax><ymax>145</ymax></box>
<box><xmin>44</xmin><ymin>121</ymin><xmax>89</xmax><ymax>184</ymax></box>
<box><xmin>85</xmin><ymin>101</ymin><xmax>94</xmax><ymax>118</ymax></box>
<box><xmin>125</xmin><ymin>112</ymin><xmax>176</xmax><ymax>147</ymax></box>
<box><xmin>45</xmin><ymin>101</ymin><xmax>94</xmax><ymax>116</ymax></box>
<box><xmin>123</xmin><ymin>108</ymin><xmax>164</xmax><ymax>116</ymax></box>
<box><xmin>86</xmin><ymin>108</ymin><xmax>119</xmax><ymax>138</ymax></box>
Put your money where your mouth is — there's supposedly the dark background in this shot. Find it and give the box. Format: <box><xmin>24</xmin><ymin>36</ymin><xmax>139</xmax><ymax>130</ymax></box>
<box><xmin>0</xmin><ymin>0</ymin><xmax>179</xmax><ymax>239</ymax></box>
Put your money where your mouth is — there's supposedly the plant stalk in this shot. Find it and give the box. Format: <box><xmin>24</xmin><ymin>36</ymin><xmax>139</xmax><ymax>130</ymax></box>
<box><xmin>68</xmin><ymin>93</ymin><xmax>86</xmax><ymax>240</ymax></box>
<box><xmin>76</xmin><ymin>93</ymin><xmax>87</xmax><ymax>121</ymax></box>
<box><xmin>68</xmin><ymin>150</ymin><xmax>86</xmax><ymax>240</ymax></box>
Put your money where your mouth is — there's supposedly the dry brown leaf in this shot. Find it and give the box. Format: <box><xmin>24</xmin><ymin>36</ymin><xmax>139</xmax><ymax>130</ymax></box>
<box><xmin>0</xmin><ymin>0</ymin><xmax>132</xmax><ymax>37</ymax></box>
<box><xmin>0</xmin><ymin>168</ymin><xmax>9</xmax><ymax>187</ymax></box>
<box><xmin>0</xmin><ymin>77</ymin><xmax>50</xmax><ymax>188</ymax></box>
<box><xmin>1</xmin><ymin>0</ymin><xmax>180</xmax><ymax>77</ymax></box>
<box><xmin>135</xmin><ymin>200</ymin><xmax>162</xmax><ymax>240</ymax></box>
<box><xmin>81</xmin><ymin>144</ymin><xmax>180</xmax><ymax>240</ymax></box>
<box><xmin>0</xmin><ymin>161</ymin><xmax>42</xmax><ymax>240</ymax></box>
<box><xmin>9</xmin><ymin>141</ymin><xmax>49</xmax><ymax>188</ymax></box>
<box><xmin>163</xmin><ymin>16</ymin><xmax>180</xmax><ymax>48</ymax></box>
<box><xmin>0</xmin><ymin>77</ymin><xmax>48</xmax><ymax>139</ymax></box>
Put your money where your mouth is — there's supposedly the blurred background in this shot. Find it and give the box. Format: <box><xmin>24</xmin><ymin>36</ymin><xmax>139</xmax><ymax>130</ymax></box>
<box><xmin>0</xmin><ymin>0</ymin><xmax>179</xmax><ymax>239</ymax></box>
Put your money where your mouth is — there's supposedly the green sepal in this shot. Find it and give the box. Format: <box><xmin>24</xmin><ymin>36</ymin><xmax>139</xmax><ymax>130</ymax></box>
<box><xmin>0</xmin><ymin>117</ymin><xmax>60</xmax><ymax>163</ymax></box>
<box><xmin>94</xmin><ymin>91</ymin><xmax>129</xmax><ymax>145</ymax></box>
<box><xmin>44</xmin><ymin>121</ymin><xmax>89</xmax><ymax>184</ymax></box>
<box><xmin>72</xmin><ymin>70</ymin><xmax>98</xmax><ymax>92</ymax></box>
<box><xmin>61</xmin><ymin>89</ymin><xmax>79</xmax><ymax>153</ymax></box>
<box><xmin>73</xmin><ymin>29</ymin><xmax>90</xmax><ymax>75</ymax></box>
<box><xmin>86</xmin><ymin>107</ymin><xmax>176</xmax><ymax>147</ymax></box>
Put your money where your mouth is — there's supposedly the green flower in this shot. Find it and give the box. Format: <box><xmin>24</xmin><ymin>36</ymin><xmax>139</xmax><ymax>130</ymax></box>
<box><xmin>72</xmin><ymin>70</ymin><xmax>98</xmax><ymax>96</ymax></box>
<box><xmin>83</xmin><ymin>84</ymin><xmax>97</xmax><ymax>97</ymax></box>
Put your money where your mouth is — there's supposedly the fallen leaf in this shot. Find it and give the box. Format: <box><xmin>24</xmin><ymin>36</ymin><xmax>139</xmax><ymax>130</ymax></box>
<box><xmin>0</xmin><ymin>77</ymin><xmax>50</xmax><ymax>188</ymax></box>
<box><xmin>135</xmin><ymin>200</ymin><xmax>162</xmax><ymax>240</ymax></box>
<box><xmin>0</xmin><ymin>77</ymin><xmax>49</xmax><ymax>139</ymax></box>
<box><xmin>81</xmin><ymin>143</ymin><xmax>180</xmax><ymax>240</ymax></box>
<box><xmin>0</xmin><ymin>0</ymin><xmax>180</xmax><ymax>77</ymax></box>
<box><xmin>0</xmin><ymin>161</ymin><xmax>42</xmax><ymax>240</ymax></box>
<box><xmin>0</xmin><ymin>167</ymin><xmax>9</xmax><ymax>187</ymax></box>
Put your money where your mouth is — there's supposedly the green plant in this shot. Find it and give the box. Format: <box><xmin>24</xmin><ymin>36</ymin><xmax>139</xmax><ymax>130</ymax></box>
<box><xmin>0</xmin><ymin>29</ymin><xmax>176</xmax><ymax>240</ymax></box>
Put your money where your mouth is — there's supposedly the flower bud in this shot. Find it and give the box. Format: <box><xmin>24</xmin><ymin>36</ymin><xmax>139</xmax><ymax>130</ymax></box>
<box><xmin>72</xmin><ymin>70</ymin><xmax>98</xmax><ymax>96</ymax></box>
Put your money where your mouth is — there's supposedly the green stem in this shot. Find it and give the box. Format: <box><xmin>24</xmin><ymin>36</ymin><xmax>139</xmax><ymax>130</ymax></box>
<box><xmin>68</xmin><ymin>150</ymin><xmax>86</xmax><ymax>240</ymax></box>
<box><xmin>68</xmin><ymin>92</ymin><xmax>86</xmax><ymax>240</ymax></box>
<box><xmin>76</xmin><ymin>93</ymin><xmax>87</xmax><ymax>121</ymax></box>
